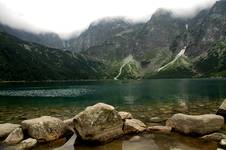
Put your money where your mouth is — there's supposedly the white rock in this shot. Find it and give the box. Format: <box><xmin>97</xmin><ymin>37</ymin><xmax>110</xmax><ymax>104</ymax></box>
<box><xmin>4</xmin><ymin>128</ymin><xmax>24</xmax><ymax>145</ymax></box>
<box><xmin>123</xmin><ymin>119</ymin><xmax>146</xmax><ymax>134</ymax></box>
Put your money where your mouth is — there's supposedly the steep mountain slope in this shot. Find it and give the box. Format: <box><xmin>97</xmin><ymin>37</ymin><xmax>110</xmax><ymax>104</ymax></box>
<box><xmin>68</xmin><ymin>18</ymin><xmax>134</xmax><ymax>52</ymax></box>
<box><xmin>146</xmin><ymin>47</ymin><xmax>194</xmax><ymax>78</ymax></box>
<box><xmin>134</xmin><ymin>9</ymin><xmax>187</xmax><ymax>58</ymax></box>
<box><xmin>171</xmin><ymin>0</ymin><xmax>226</xmax><ymax>56</ymax></box>
<box><xmin>194</xmin><ymin>38</ymin><xmax>226</xmax><ymax>77</ymax></box>
<box><xmin>81</xmin><ymin>10</ymin><xmax>187</xmax><ymax>61</ymax></box>
<box><xmin>0</xmin><ymin>23</ymin><xmax>65</xmax><ymax>49</ymax></box>
<box><xmin>0</xmin><ymin>32</ymin><xmax>106</xmax><ymax>81</ymax></box>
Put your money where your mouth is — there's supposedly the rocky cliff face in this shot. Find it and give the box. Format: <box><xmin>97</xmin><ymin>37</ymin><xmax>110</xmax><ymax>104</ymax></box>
<box><xmin>134</xmin><ymin>9</ymin><xmax>187</xmax><ymax>58</ymax></box>
<box><xmin>68</xmin><ymin>18</ymin><xmax>134</xmax><ymax>52</ymax></box>
<box><xmin>172</xmin><ymin>0</ymin><xmax>226</xmax><ymax>56</ymax></box>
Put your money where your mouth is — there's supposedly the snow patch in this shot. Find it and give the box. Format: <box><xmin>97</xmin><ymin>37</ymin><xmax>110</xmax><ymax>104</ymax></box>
<box><xmin>114</xmin><ymin>55</ymin><xmax>135</xmax><ymax>80</ymax></box>
<box><xmin>158</xmin><ymin>47</ymin><xmax>186</xmax><ymax>72</ymax></box>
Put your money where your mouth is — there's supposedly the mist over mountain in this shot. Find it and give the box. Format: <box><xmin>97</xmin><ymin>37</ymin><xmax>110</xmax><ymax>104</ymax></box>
<box><xmin>0</xmin><ymin>0</ymin><xmax>226</xmax><ymax>80</ymax></box>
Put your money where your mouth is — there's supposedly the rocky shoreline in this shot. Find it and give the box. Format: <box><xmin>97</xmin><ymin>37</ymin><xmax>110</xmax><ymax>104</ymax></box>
<box><xmin>1</xmin><ymin>100</ymin><xmax>226</xmax><ymax>150</ymax></box>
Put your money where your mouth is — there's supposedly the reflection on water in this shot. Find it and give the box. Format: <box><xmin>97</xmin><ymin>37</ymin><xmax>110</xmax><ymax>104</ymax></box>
<box><xmin>34</xmin><ymin>133</ymin><xmax>217</xmax><ymax>150</ymax></box>
<box><xmin>124</xmin><ymin>96</ymin><xmax>136</xmax><ymax>105</ymax></box>
<box><xmin>0</xmin><ymin>88</ymin><xmax>92</xmax><ymax>97</ymax></box>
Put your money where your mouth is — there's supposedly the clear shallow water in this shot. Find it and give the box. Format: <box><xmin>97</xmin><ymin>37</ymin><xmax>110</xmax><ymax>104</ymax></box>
<box><xmin>0</xmin><ymin>79</ymin><xmax>226</xmax><ymax>150</ymax></box>
<box><xmin>0</xmin><ymin>79</ymin><xmax>226</xmax><ymax>123</ymax></box>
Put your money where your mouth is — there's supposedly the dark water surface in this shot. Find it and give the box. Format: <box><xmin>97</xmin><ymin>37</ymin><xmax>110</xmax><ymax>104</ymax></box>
<box><xmin>0</xmin><ymin>79</ymin><xmax>226</xmax><ymax>150</ymax></box>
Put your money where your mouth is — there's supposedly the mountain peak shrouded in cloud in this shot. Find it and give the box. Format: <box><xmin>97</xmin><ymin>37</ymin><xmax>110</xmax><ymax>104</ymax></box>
<box><xmin>0</xmin><ymin>0</ymin><xmax>218</xmax><ymax>38</ymax></box>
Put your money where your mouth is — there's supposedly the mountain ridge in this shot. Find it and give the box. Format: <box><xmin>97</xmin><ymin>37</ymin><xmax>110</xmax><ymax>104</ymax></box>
<box><xmin>0</xmin><ymin>0</ymin><xmax>226</xmax><ymax>80</ymax></box>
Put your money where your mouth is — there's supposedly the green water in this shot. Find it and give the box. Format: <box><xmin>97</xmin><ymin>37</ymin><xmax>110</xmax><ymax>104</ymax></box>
<box><xmin>0</xmin><ymin>79</ymin><xmax>226</xmax><ymax>123</ymax></box>
<box><xmin>0</xmin><ymin>79</ymin><xmax>226</xmax><ymax>150</ymax></box>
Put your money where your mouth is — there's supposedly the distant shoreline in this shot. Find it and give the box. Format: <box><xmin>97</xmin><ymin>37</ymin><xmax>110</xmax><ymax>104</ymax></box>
<box><xmin>0</xmin><ymin>77</ymin><xmax>225</xmax><ymax>84</ymax></box>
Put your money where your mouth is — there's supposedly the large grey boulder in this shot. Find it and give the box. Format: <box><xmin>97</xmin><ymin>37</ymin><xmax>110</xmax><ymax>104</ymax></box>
<box><xmin>217</xmin><ymin>99</ymin><xmax>226</xmax><ymax>118</ymax></box>
<box><xmin>74</xmin><ymin>103</ymin><xmax>124</xmax><ymax>143</ymax></box>
<box><xmin>166</xmin><ymin>113</ymin><xmax>224</xmax><ymax>135</ymax></box>
<box><xmin>123</xmin><ymin>119</ymin><xmax>146</xmax><ymax>134</ymax></box>
<box><xmin>4</xmin><ymin>128</ymin><xmax>24</xmax><ymax>145</ymax></box>
<box><xmin>21</xmin><ymin>116</ymin><xmax>66</xmax><ymax>142</ymax></box>
<box><xmin>0</xmin><ymin>123</ymin><xmax>21</xmax><ymax>139</ymax></box>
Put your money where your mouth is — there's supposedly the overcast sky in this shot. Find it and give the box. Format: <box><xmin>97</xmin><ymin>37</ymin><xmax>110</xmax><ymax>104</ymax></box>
<box><xmin>0</xmin><ymin>0</ymin><xmax>217</xmax><ymax>37</ymax></box>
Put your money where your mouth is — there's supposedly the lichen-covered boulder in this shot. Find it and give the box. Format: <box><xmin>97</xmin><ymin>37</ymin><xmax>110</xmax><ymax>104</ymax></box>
<box><xmin>166</xmin><ymin>113</ymin><xmax>224</xmax><ymax>135</ymax></box>
<box><xmin>0</xmin><ymin>123</ymin><xmax>21</xmax><ymax>139</ymax></box>
<box><xmin>74</xmin><ymin>103</ymin><xmax>124</xmax><ymax>143</ymax></box>
<box><xmin>118</xmin><ymin>112</ymin><xmax>133</xmax><ymax>120</ymax></box>
<box><xmin>123</xmin><ymin>119</ymin><xmax>146</xmax><ymax>134</ymax></box>
<box><xmin>4</xmin><ymin>128</ymin><xmax>24</xmax><ymax>145</ymax></box>
<box><xmin>21</xmin><ymin>116</ymin><xmax>66</xmax><ymax>142</ymax></box>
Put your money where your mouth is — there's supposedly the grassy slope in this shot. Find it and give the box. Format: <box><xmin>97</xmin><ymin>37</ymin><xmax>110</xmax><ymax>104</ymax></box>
<box><xmin>0</xmin><ymin>32</ymin><xmax>106</xmax><ymax>81</ymax></box>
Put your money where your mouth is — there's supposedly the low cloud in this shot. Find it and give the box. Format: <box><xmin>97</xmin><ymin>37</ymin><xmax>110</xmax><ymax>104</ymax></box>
<box><xmin>0</xmin><ymin>0</ymin><xmax>218</xmax><ymax>38</ymax></box>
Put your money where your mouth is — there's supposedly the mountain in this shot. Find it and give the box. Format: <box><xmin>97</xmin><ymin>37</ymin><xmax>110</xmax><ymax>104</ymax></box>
<box><xmin>0</xmin><ymin>32</ymin><xmax>106</xmax><ymax>81</ymax></box>
<box><xmin>1</xmin><ymin>0</ymin><xmax>226</xmax><ymax>80</ymax></box>
<box><xmin>79</xmin><ymin>9</ymin><xmax>189</xmax><ymax>78</ymax></box>
<box><xmin>194</xmin><ymin>38</ymin><xmax>226</xmax><ymax>77</ymax></box>
<box><xmin>0</xmin><ymin>23</ymin><xmax>65</xmax><ymax>49</ymax></box>
<box><xmin>67</xmin><ymin>18</ymin><xmax>134</xmax><ymax>52</ymax></box>
<box><xmin>171</xmin><ymin>0</ymin><xmax>226</xmax><ymax>56</ymax></box>
<box><xmin>77</xmin><ymin>1</ymin><xmax>226</xmax><ymax>79</ymax></box>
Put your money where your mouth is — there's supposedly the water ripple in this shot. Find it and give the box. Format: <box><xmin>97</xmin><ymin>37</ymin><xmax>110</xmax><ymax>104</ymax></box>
<box><xmin>0</xmin><ymin>88</ymin><xmax>92</xmax><ymax>97</ymax></box>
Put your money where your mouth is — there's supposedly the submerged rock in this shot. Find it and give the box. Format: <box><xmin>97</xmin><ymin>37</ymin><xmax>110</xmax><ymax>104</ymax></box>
<box><xmin>18</xmin><ymin>138</ymin><xmax>37</xmax><ymax>150</ymax></box>
<box><xmin>21</xmin><ymin>116</ymin><xmax>66</xmax><ymax>142</ymax></box>
<box><xmin>166</xmin><ymin>113</ymin><xmax>224</xmax><ymax>135</ymax></box>
<box><xmin>146</xmin><ymin>126</ymin><xmax>172</xmax><ymax>134</ymax></box>
<box><xmin>4</xmin><ymin>128</ymin><xmax>24</xmax><ymax>145</ymax></box>
<box><xmin>6</xmin><ymin>138</ymin><xmax>37</xmax><ymax>150</ymax></box>
<box><xmin>129</xmin><ymin>136</ymin><xmax>141</xmax><ymax>142</ymax></box>
<box><xmin>150</xmin><ymin>117</ymin><xmax>164</xmax><ymax>123</ymax></box>
<box><xmin>123</xmin><ymin>119</ymin><xmax>146</xmax><ymax>134</ymax></box>
<box><xmin>54</xmin><ymin>133</ymin><xmax>77</xmax><ymax>150</ymax></box>
<box><xmin>74</xmin><ymin>103</ymin><xmax>124</xmax><ymax>143</ymax></box>
<box><xmin>217</xmin><ymin>99</ymin><xmax>226</xmax><ymax>118</ymax></box>
<box><xmin>118</xmin><ymin>111</ymin><xmax>133</xmax><ymax>120</ymax></box>
<box><xmin>201</xmin><ymin>133</ymin><xmax>226</xmax><ymax>142</ymax></box>
<box><xmin>0</xmin><ymin>123</ymin><xmax>21</xmax><ymax>139</ymax></box>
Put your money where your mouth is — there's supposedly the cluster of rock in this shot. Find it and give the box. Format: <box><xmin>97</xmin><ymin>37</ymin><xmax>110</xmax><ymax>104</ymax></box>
<box><xmin>0</xmin><ymin>103</ymin><xmax>147</xmax><ymax>149</ymax></box>
<box><xmin>1</xmin><ymin>100</ymin><xmax>226</xmax><ymax>149</ymax></box>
